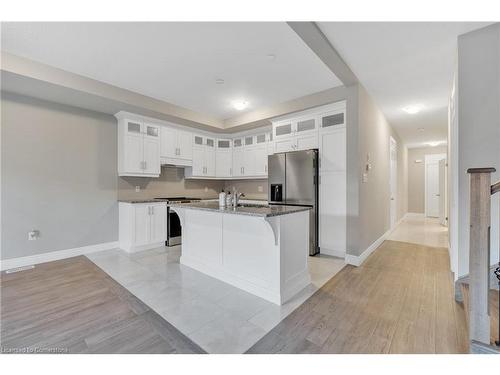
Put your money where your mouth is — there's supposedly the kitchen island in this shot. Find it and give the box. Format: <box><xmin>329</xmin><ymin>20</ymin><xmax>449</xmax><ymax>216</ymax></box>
<box><xmin>169</xmin><ymin>201</ymin><xmax>311</xmax><ymax>305</ymax></box>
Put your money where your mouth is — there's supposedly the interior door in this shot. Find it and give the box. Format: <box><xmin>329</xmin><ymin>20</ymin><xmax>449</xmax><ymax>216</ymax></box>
<box><xmin>438</xmin><ymin>159</ymin><xmax>446</xmax><ymax>224</ymax></box>
<box><xmin>425</xmin><ymin>154</ymin><xmax>446</xmax><ymax>218</ymax></box>
<box><xmin>426</xmin><ymin>163</ymin><xmax>440</xmax><ymax>217</ymax></box>
<box><xmin>390</xmin><ymin>137</ymin><xmax>397</xmax><ymax>229</ymax></box>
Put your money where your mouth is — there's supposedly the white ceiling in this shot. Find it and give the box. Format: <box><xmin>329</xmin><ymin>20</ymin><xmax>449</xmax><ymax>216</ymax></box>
<box><xmin>1</xmin><ymin>22</ymin><xmax>342</xmax><ymax>120</ymax></box>
<box><xmin>318</xmin><ymin>22</ymin><xmax>492</xmax><ymax>147</ymax></box>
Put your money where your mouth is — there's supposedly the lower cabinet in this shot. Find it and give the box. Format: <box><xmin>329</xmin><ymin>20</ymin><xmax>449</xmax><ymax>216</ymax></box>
<box><xmin>119</xmin><ymin>202</ymin><xmax>166</xmax><ymax>253</ymax></box>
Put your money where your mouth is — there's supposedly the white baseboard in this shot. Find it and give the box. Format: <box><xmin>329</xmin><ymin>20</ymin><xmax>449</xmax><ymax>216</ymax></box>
<box><xmin>345</xmin><ymin>229</ymin><xmax>391</xmax><ymax>267</ymax></box>
<box><xmin>320</xmin><ymin>248</ymin><xmax>346</xmax><ymax>258</ymax></box>
<box><xmin>0</xmin><ymin>241</ymin><xmax>119</xmax><ymax>271</ymax></box>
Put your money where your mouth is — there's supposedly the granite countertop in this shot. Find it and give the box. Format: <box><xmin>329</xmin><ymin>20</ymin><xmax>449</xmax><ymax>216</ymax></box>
<box><xmin>168</xmin><ymin>201</ymin><xmax>311</xmax><ymax>217</ymax></box>
<box><xmin>118</xmin><ymin>199</ymin><xmax>171</xmax><ymax>204</ymax></box>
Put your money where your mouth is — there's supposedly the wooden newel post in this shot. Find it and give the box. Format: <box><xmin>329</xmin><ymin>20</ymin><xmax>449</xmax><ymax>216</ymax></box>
<box><xmin>467</xmin><ymin>167</ymin><xmax>495</xmax><ymax>345</ymax></box>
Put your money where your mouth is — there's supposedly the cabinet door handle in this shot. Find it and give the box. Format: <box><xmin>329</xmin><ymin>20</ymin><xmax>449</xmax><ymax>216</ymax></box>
<box><xmin>151</xmin><ymin>206</ymin><xmax>154</xmax><ymax>215</ymax></box>
<box><xmin>265</xmin><ymin>165</ymin><xmax>267</xmax><ymax>173</ymax></box>
<box><xmin>230</xmin><ymin>168</ymin><xmax>232</xmax><ymax>175</ymax></box>
<box><xmin>148</xmin><ymin>206</ymin><xmax>151</xmax><ymax>215</ymax></box>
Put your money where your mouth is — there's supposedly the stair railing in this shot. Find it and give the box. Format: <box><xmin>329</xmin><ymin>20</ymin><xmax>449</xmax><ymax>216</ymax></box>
<box><xmin>467</xmin><ymin>167</ymin><xmax>498</xmax><ymax>348</ymax></box>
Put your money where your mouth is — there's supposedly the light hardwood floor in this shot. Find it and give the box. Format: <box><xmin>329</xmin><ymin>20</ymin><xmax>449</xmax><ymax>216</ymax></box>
<box><xmin>247</xmin><ymin>240</ymin><xmax>469</xmax><ymax>353</ymax></box>
<box><xmin>0</xmin><ymin>256</ymin><xmax>204</xmax><ymax>354</ymax></box>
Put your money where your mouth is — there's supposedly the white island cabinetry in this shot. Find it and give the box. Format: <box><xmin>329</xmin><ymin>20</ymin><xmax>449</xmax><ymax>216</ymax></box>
<box><xmin>170</xmin><ymin>202</ymin><xmax>312</xmax><ymax>305</ymax></box>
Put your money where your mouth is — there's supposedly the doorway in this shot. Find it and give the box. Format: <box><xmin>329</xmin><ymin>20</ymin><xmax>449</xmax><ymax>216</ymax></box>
<box><xmin>389</xmin><ymin>136</ymin><xmax>397</xmax><ymax>229</ymax></box>
<box><xmin>425</xmin><ymin>153</ymin><xmax>446</xmax><ymax>218</ymax></box>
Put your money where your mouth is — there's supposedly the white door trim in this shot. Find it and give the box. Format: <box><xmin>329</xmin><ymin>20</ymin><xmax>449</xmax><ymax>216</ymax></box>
<box><xmin>424</xmin><ymin>153</ymin><xmax>446</xmax><ymax>218</ymax></box>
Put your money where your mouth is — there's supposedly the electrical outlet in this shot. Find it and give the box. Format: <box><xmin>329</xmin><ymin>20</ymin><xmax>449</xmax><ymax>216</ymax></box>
<box><xmin>204</xmin><ymin>186</ymin><xmax>208</xmax><ymax>192</ymax></box>
<box><xmin>28</xmin><ymin>230</ymin><xmax>40</xmax><ymax>241</ymax></box>
<box><xmin>362</xmin><ymin>173</ymin><xmax>368</xmax><ymax>183</ymax></box>
<box><xmin>135</xmin><ymin>186</ymin><xmax>141</xmax><ymax>192</ymax></box>
<box><xmin>258</xmin><ymin>186</ymin><xmax>263</xmax><ymax>193</ymax></box>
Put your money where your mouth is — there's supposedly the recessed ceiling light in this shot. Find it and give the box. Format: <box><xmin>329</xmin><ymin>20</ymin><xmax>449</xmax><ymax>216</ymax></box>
<box><xmin>426</xmin><ymin>141</ymin><xmax>441</xmax><ymax>147</ymax></box>
<box><xmin>402</xmin><ymin>105</ymin><xmax>422</xmax><ymax>114</ymax></box>
<box><xmin>215</xmin><ymin>78</ymin><xmax>225</xmax><ymax>84</ymax></box>
<box><xmin>266</xmin><ymin>54</ymin><xmax>276</xmax><ymax>61</ymax></box>
<box><xmin>231</xmin><ymin>100</ymin><xmax>249</xmax><ymax>111</ymax></box>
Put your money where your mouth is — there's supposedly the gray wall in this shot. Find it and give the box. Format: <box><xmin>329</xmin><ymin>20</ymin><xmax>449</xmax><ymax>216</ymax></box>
<box><xmin>118</xmin><ymin>166</ymin><xmax>224</xmax><ymax>200</ymax></box>
<box><xmin>407</xmin><ymin>146</ymin><xmax>448</xmax><ymax>213</ymax></box>
<box><xmin>356</xmin><ymin>85</ymin><xmax>408</xmax><ymax>255</ymax></box>
<box><xmin>1</xmin><ymin>93</ymin><xmax>118</xmax><ymax>260</ymax></box>
<box><xmin>456</xmin><ymin>23</ymin><xmax>500</xmax><ymax>277</ymax></box>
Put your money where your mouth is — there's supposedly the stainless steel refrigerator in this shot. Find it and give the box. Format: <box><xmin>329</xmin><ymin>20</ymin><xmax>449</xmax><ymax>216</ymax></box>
<box><xmin>268</xmin><ymin>149</ymin><xmax>319</xmax><ymax>256</ymax></box>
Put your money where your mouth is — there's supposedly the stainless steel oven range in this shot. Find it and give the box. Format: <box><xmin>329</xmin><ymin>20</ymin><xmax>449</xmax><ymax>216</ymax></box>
<box><xmin>154</xmin><ymin>197</ymin><xmax>201</xmax><ymax>247</ymax></box>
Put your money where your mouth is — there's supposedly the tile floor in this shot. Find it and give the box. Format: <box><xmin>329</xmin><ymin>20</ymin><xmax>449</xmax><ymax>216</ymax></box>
<box><xmin>388</xmin><ymin>214</ymin><xmax>448</xmax><ymax>248</ymax></box>
<box><xmin>86</xmin><ymin>246</ymin><xmax>345</xmax><ymax>353</ymax></box>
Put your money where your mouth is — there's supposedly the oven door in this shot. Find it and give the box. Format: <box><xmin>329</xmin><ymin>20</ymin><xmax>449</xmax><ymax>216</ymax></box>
<box><xmin>167</xmin><ymin>207</ymin><xmax>182</xmax><ymax>246</ymax></box>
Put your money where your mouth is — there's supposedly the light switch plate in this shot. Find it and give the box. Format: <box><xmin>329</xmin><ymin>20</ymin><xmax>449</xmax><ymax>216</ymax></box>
<box><xmin>135</xmin><ymin>186</ymin><xmax>140</xmax><ymax>192</ymax></box>
<box><xmin>258</xmin><ymin>186</ymin><xmax>263</xmax><ymax>192</ymax></box>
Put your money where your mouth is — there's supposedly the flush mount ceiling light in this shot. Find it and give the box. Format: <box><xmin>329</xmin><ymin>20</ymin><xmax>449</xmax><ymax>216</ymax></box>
<box><xmin>402</xmin><ymin>105</ymin><xmax>423</xmax><ymax>114</ymax></box>
<box><xmin>215</xmin><ymin>78</ymin><xmax>225</xmax><ymax>84</ymax></box>
<box><xmin>426</xmin><ymin>141</ymin><xmax>442</xmax><ymax>147</ymax></box>
<box><xmin>231</xmin><ymin>100</ymin><xmax>249</xmax><ymax>111</ymax></box>
<box><xmin>418</xmin><ymin>127</ymin><xmax>425</xmax><ymax>132</ymax></box>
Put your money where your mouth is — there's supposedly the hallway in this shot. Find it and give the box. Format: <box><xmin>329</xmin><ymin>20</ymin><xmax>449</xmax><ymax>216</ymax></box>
<box><xmin>247</xmin><ymin>239</ymin><xmax>467</xmax><ymax>353</ymax></box>
<box><xmin>388</xmin><ymin>214</ymin><xmax>448</xmax><ymax>248</ymax></box>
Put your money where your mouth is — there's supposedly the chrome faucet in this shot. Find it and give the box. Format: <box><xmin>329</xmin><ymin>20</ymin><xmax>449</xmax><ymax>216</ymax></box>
<box><xmin>232</xmin><ymin>187</ymin><xmax>245</xmax><ymax>207</ymax></box>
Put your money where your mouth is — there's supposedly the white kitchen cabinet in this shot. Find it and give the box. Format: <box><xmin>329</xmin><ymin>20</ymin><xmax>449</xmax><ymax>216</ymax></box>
<box><xmin>160</xmin><ymin>126</ymin><xmax>193</xmax><ymax>166</ymax></box>
<box><xmin>254</xmin><ymin>144</ymin><xmax>268</xmax><ymax>176</ymax></box>
<box><xmin>319</xmin><ymin>122</ymin><xmax>346</xmax><ymax>258</ymax></box>
<box><xmin>272</xmin><ymin>116</ymin><xmax>318</xmax><ymax>153</ymax></box>
<box><xmin>119</xmin><ymin>202</ymin><xmax>167</xmax><ymax>253</ymax></box>
<box><xmin>117</xmin><ymin>116</ymin><xmax>161</xmax><ymax>177</ymax></box>
<box><xmin>185</xmin><ymin>136</ymin><xmax>216</xmax><ymax>178</ymax></box>
<box><xmin>232</xmin><ymin>147</ymin><xmax>245</xmax><ymax>178</ymax></box>
<box><xmin>205</xmin><ymin>139</ymin><xmax>216</xmax><ymax>177</ymax></box>
<box><xmin>216</xmin><ymin>139</ymin><xmax>233</xmax><ymax>178</ymax></box>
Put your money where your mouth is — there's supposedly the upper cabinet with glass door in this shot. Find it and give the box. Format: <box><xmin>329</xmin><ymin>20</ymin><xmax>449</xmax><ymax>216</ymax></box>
<box><xmin>320</xmin><ymin>110</ymin><xmax>345</xmax><ymax>131</ymax></box>
<box><xmin>115</xmin><ymin>113</ymin><xmax>161</xmax><ymax>177</ymax></box>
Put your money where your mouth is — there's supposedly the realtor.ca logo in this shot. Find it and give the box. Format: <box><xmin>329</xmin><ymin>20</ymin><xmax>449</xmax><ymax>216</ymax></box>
<box><xmin>1</xmin><ymin>346</ymin><xmax>69</xmax><ymax>354</ymax></box>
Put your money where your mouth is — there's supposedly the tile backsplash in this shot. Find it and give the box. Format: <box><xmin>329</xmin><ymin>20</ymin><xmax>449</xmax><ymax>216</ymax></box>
<box><xmin>223</xmin><ymin>179</ymin><xmax>268</xmax><ymax>200</ymax></box>
<box><xmin>118</xmin><ymin>166</ymin><xmax>224</xmax><ymax>200</ymax></box>
<box><xmin>118</xmin><ymin>166</ymin><xmax>269</xmax><ymax>201</ymax></box>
